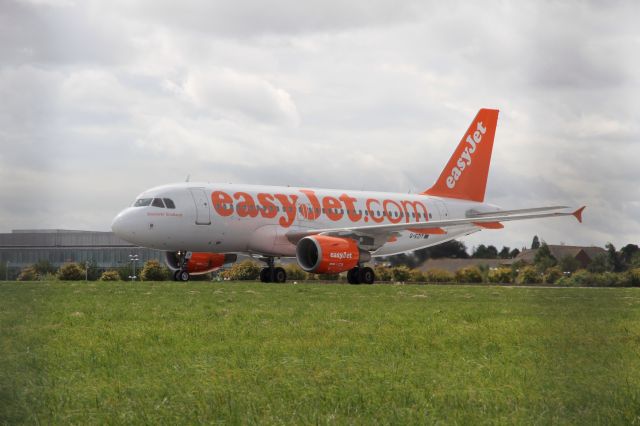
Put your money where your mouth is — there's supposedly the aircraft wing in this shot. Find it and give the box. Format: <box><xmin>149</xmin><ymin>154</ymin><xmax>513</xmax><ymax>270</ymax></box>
<box><xmin>286</xmin><ymin>206</ymin><xmax>585</xmax><ymax>243</ymax></box>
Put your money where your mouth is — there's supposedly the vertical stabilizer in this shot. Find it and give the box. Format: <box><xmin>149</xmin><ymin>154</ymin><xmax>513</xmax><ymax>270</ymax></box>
<box><xmin>424</xmin><ymin>108</ymin><xmax>499</xmax><ymax>202</ymax></box>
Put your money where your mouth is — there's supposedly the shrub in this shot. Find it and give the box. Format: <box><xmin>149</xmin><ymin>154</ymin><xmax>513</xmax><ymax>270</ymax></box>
<box><xmin>544</xmin><ymin>267</ymin><xmax>563</xmax><ymax>284</ymax></box>
<box><xmin>488</xmin><ymin>267</ymin><xmax>512</xmax><ymax>284</ymax></box>
<box><xmin>626</xmin><ymin>268</ymin><xmax>640</xmax><ymax>287</ymax></box>
<box><xmin>559</xmin><ymin>255</ymin><xmax>580</xmax><ymax>273</ymax></box>
<box><xmin>424</xmin><ymin>269</ymin><xmax>455</xmax><ymax>283</ymax></box>
<box><xmin>487</xmin><ymin>267</ymin><xmax>511</xmax><ymax>284</ymax></box>
<box><xmin>140</xmin><ymin>260</ymin><xmax>169</xmax><ymax>281</ymax></box>
<box><xmin>322</xmin><ymin>273</ymin><xmax>340</xmax><ymax>281</ymax></box>
<box><xmin>455</xmin><ymin>267</ymin><xmax>483</xmax><ymax>283</ymax></box>
<box><xmin>391</xmin><ymin>266</ymin><xmax>411</xmax><ymax>282</ymax></box>
<box><xmin>283</xmin><ymin>264</ymin><xmax>307</xmax><ymax>280</ymax></box>
<box><xmin>374</xmin><ymin>266</ymin><xmax>392</xmax><ymax>282</ymax></box>
<box><xmin>221</xmin><ymin>260</ymin><xmax>261</xmax><ymax>280</ymax></box>
<box><xmin>17</xmin><ymin>266</ymin><xmax>38</xmax><ymax>281</ymax></box>
<box><xmin>409</xmin><ymin>270</ymin><xmax>425</xmax><ymax>283</ymax></box>
<box><xmin>516</xmin><ymin>266</ymin><xmax>541</xmax><ymax>284</ymax></box>
<box><xmin>33</xmin><ymin>260</ymin><xmax>57</xmax><ymax>276</ymax></box>
<box><xmin>99</xmin><ymin>270</ymin><xmax>121</xmax><ymax>281</ymax></box>
<box><xmin>596</xmin><ymin>272</ymin><xmax>621</xmax><ymax>287</ymax></box>
<box><xmin>57</xmin><ymin>263</ymin><xmax>85</xmax><ymax>281</ymax></box>
<box><xmin>565</xmin><ymin>269</ymin><xmax>591</xmax><ymax>286</ymax></box>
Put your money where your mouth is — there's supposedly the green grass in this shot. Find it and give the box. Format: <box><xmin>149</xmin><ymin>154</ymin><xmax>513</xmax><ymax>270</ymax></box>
<box><xmin>1</xmin><ymin>282</ymin><xmax>639</xmax><ymax>425</ymax></box>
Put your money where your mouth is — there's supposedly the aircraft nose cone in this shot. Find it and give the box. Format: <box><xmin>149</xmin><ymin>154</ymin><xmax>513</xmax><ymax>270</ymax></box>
<box><xmin>111</xmin><ymin>209</ymin><xmax>135</xmax><ymax>241</ymax></box>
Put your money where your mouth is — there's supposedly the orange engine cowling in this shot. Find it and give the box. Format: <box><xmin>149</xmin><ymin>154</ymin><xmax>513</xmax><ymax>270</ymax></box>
<box><xmin>295</xmin><ymin>235</ymin><xmax>370</xmax><ymax>274</ymax></box>
<box><xmin>165</xmin><ymin>252</ymin><xmax>237</xmax><ymax>275</ymax></box>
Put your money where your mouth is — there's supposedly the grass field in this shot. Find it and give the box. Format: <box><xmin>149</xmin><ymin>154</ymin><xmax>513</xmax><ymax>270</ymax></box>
<box><xmin>1</xmin><ymin>281</ymin><xmax>639</xmax><ymax>424</ymax></box>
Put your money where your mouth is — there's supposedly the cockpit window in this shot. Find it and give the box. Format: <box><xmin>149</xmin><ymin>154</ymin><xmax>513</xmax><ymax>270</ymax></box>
<box><xmin>163</xmin><ymin>198</ymin><xmax>176</xmax><ymax>209</ymax></box>
<box><xmin>152</xmin><ymin>198</ymin><xmax>165</xmax><ymax>208</ymax></box>
<box><xmin>133</xmin><ymin>198</ymin><xmax>152</xmax><ymax>207</ymax></box>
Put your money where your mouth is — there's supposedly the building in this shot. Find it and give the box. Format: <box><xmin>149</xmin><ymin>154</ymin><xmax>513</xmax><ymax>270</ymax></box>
<box><xmin>418</xmin><ymin>258</ymin><xmax>511</xmax><ymax>273</ymax></box>
<box><xmin>514</xmin><ymin>245</ymin><xmax>606</xmax><ymax>268</ymax></box>
<box><xmin>417</xmin><ymin>245</ymin><xmax>606</xmax><ymax>273</ymax></box>
<box><xmin>0</xmin><ymin>229</ymin><xmax>163</xmax><ymax>279</ymax></box>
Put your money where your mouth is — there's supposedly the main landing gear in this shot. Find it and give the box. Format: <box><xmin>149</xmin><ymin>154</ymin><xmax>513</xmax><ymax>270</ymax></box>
<box><xmin>347</xmin><ymin>266</ymin><xmax>375</xmax><ymax>285</ymax></box>
<box><xmin>259</xmin><ymin>257</ymin><xmax>287</xmax><ymax>283</ymax></box>
<box><xmin>172</xmin><ymin>251</ymin><xmax>191</xmax><ymax>282</ymax></box>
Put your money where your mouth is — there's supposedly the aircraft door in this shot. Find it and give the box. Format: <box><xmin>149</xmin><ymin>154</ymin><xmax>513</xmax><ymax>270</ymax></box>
<box><xmin>189</xmin><ymin>188</ymin><xmax>211</xmax><ymax>225</ymax></box>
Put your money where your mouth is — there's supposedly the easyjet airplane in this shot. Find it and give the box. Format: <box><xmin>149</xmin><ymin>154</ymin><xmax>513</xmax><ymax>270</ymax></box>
<box><xmin>111</xmin><ymin>109</ymin><xmax>585</xmax><ymax>284</ymax></box>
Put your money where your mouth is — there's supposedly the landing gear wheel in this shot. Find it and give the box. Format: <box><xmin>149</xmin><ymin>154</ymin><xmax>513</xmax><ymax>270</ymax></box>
<box><xmin>260</xmin><ymin>268</ymin><xmax>271</xmax><ymax>283</ymax></box>
<box><xmin>178</xmin><ymin>270</ymin><xmax>190</xmax><ymax>282</ymax></box>
<box><xmin>347</xmin><ymin>267</ymin><xmax>361</xmax><ymax>285</ymax></box>
<box><xmin>358</xmin><ymin>267</ymin><xmax>375</xmax><ymax>285</ymax></box>
<box><xmin>173</xmin><ymin>270</ymin><xmax>181</xmax><ymax>281</ymax></box>
<box><xmin>273</xmin><ymin>267</ymin><xmax>287</xmax><ymax>283</ymax></box>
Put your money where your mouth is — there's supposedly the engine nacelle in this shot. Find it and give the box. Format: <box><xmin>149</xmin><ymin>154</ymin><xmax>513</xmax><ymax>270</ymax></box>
<box><xmin>165</xmin><ymin>252</ymin><xmax>237</xmax><ymax>275</ymax></box>
<box><xmin>296</xmin><ymin>235</ymin><xmax>370</xmax><ymax>274</ymax></box>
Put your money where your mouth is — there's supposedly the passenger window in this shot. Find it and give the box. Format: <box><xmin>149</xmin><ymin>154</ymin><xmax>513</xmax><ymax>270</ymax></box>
<box><xmin>133</xmin><ymin>198</ymin><xmax>152</xmax><ymax>207</ymax></box>
<box><xmin>152</xmin><ymin>198</ymin><xmax>165</xmax><ymax>208</ymax></box>
<box><xmin>163</xmin><ymin>198</ymin><xmax>176</xmax><ymax>209</ymax></box>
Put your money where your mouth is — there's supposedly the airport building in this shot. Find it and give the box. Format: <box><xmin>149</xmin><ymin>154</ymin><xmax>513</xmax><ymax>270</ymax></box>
<box><xmin>0</xmin><ymin>229</ymin><xmax>164</xmax><ymax>279</ymax></box>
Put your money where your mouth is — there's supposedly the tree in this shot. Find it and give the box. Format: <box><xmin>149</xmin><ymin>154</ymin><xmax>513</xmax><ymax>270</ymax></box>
<box><xmin>472</xmin><ymin>244</ymin><xmax>498</xmax><ymax>259</ymax></box>
<box><xmin>498</xmin><ymin>247</ymin><xmax>511</xmax><ymax>259</ymax></box>
<box><xmin>140</xmin><ymin>260</ymin><xmax>170</xmax><ymax>281</ymax></box>
<box><xmin>587</xmin><ymin>254</ymin><xmax>608</xmax><ymax>273</ymax></box>
<box><xmin>620</xmin><ymin>244</ymin><xmax>639</xmax><ymax>265</ymax></box>
<box><xmin>606</xmin><ymin>243</ymin><xmax>624</xmax><ymax>272</ymax></box>
<box><xmin>509</xmin><ymin>248</ymin><xmax>521</xmax><ymax>259</ymax></box>
<box><xmin>534</xmin><ymin>243</ymin><xmax>557</xmax><ymax>272</ymax></box>
<box><xmin>559</xmin><ymin>255</ymin><xmax>580</xmax><ymax>273</ymax></box>
<box><xmin>531</xmin><ymin>235</ymin><xmax>540</xmax><ymax>249</ymax></box>
<box><xmin>426</xmin><ymin>240</ymin><xmax>469</xmax><ymax>259</ymax></box>
<box><xmin>58</xmin><ymin>263</ymin><xmax>85</xmax><ymax>281</ymax></box>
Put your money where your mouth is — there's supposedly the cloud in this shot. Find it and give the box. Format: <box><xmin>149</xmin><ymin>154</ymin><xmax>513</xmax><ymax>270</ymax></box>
<box><xmin>180</xmin><ymin>68</ymin><xmax>300</xmax><ymax>126</ymax></box>
<box><xmin>0</xmin><ymin>0</ymin><xmax>638</xmax><ymax>250</ymax></box>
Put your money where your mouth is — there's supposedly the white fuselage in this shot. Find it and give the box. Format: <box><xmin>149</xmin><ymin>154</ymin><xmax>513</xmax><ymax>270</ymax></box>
<box><xmin>111</xmin><ymin>183</ymin><xmax>497</xmax><ymax>257</ymax></box>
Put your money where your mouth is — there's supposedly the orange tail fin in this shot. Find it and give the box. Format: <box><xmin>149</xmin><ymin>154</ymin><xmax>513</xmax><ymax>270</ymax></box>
<box><xmin>424</xmin><ymin>108</ymin><xmax>499</xmax><ymax>202</ymax></box>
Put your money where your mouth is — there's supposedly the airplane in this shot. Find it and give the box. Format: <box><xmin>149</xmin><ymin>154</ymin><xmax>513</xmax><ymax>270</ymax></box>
<box><xmin>111</xmin><ymin>108</ymin><xmax>585</xmax><ymax>284</ymax></box>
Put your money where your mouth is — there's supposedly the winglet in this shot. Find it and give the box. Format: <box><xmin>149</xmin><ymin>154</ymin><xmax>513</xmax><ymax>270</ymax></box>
<box><xmin>572</xmin><ymin>206</ymin><xmax>586</xmax><ymax>223</ymax></box>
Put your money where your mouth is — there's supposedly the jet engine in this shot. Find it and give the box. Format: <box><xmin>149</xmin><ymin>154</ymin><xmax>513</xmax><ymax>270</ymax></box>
<box><xmin>165</xmin><ymin>252</ymin><xmax>237</xmax><ymax>275</ymax></box>
<box><xmin>295</xmin><ymin>235</ymin><xmax>370</xmax><ymax>274</ymax></box>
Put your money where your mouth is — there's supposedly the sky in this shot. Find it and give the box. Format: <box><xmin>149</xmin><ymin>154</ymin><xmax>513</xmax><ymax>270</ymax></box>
<box><xmin>1</xmin><ymin>0</ymin><xmax>639</xmax><ymax>253</ymax></box>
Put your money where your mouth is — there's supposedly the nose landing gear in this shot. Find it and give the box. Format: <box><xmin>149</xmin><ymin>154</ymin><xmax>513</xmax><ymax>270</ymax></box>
<box><xmin>172</xmin><ymin>251</ymin><xmax>191</xmax><ymax>282</ymax></box>
<box><xmin>259</xmin><ymin>257</ymin><xmax>287</xmax><ymax>283</ymax></box>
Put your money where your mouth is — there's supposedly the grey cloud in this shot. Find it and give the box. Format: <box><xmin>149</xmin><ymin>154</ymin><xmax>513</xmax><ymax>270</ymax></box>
<box><xmin>0</xmin><ymin>0</ymin><xmax>638</xmax><ymax>249</ymax></box>
<box><xmin>120</xmin><ymin>0</ymin><xmax>423</xmax><ymax>37</ymax></box>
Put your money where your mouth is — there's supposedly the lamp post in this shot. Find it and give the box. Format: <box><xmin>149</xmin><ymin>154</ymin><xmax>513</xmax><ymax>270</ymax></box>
<box><xmin>128</xmin><ymin>254</ymin><xmax>139</xmax><ymax>281</ymax></box>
